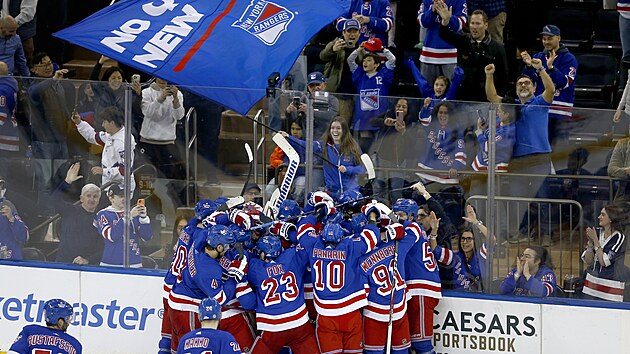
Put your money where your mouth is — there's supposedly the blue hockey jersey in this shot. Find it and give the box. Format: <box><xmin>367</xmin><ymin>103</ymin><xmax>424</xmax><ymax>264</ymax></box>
<box><xmin>176</xmin><ymin>328</ymin><xmax>241</xmax><ymax>354</ymax></box>
<box><xmin>246</xmin><ymin>246</ymin><xmax>310</xmax><ymax>332</ymax></box>
<box><xmin>403</xmin><ymin>222</ymin><xmax>445</xmax><ymax>299</ymax></box>
<box><xmin>417</xmin><ymin>113</ymin><xmax>466</xmax><ymax>171</ymax></box>
<box><xmin>522</xmin><ymin>45</ymin><xmax>577</xmax><ymax>120</ymax></box>
<box><xmin>347</xmin><ymin>49</ymin><xmax>396</xmax><ymax>132</ymax></box>
<box><xmin>418</xmin><ymin>0</ymin><xmax>467</xmax><ymax>65</ymax></box>
<box><xmin>435</xmin><ymin>243</ymin><xmax>488</xmax><ymax>291</ymax></box>
<box><xmin>358</xmin><ymin>224</ymin><xmax>419</xmax><ymax>322</ymax></box>
<box><xmin>169</xmin><ymin>246</ymin><xmax>236</xmax><ymax>313</ymax></box>
<box><xmin>500</xmin><ymin>265</ymin><xmax>556</xmax><ymax>297</ymax></box>
<box><xmin>8</xmin><ymin>324</ymin><xmax>82</xmax><ymax>354</ymax></box>
<box><xmin>217</xmin><ymin>249</ymin><xmax>256</xmax><ymax>319</ymax></box>
<box><xmin>336</xmin><ymin>0</ymin><xmax>394</xmax><ymax>46</ymax></box>
<box><xmin>296</xmin><ymin>221</ymin><xmax>377</xmax><ymax>316</ymax></box>
<box><xmin>472</xmin><ymin>118</ymin><xmax>516</xmax><ymax>172</ymax></box>
<box><xmin>96</xmin><ymin>206</ymin><xmax>152</xmax><ymax>267</ymax></box>
<box><xmin>163</xmin><ymin>219</ymin><xmax>201</xmax><ymax>299</ymax></box>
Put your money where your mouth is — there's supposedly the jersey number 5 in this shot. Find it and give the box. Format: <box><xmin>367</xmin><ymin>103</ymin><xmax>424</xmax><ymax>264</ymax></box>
<box><xmin>261</xmin><ymin>272</ymin><xmax>299</xmax><ymax>306</ymax></box>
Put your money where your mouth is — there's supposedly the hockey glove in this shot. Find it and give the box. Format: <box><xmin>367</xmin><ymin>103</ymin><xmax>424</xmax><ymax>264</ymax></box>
<box><xmin>384</xmin><ymin>223</ymin><xmax>405</xmax><ymax>242</ymax></box>
<box><xmin>227</xmin><ymin>256</ymin><xmax>248</xmax><ymax>281</ymax></box>
<box><xmin>270</xmin><ymin>221</ymin><xmax>297</xmax><ymax>241</ymax></box>
<box><xmin>229</xmin><ymin>209</ymin><xmax>252</xmax><ymax>230</ymax></box>
<box><xmin>308</xmin><ymin>191</ymin><xmax>333</xmax><ymax>207</ymax></box>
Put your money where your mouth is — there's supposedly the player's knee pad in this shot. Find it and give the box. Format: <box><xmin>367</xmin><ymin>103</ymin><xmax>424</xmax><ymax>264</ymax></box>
<box><xmin>411</xmin><ymin>339</ymin><xmax>436</xmax><ymax>354</ymax></box>
<box><xmin>158</xmin><ymin>336</ymin><xmax>172</xmax><ymax>353</ymax></box>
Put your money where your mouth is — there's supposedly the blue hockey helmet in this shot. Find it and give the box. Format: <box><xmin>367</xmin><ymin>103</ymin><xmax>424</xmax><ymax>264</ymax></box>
<box><xmin>321</xmin><ymin>223</ymin><xmax>344</xmax><ymax>244</ymax></box>
<box><xmin>215</xmin><ymin>197</ymin><xmax>229</xmax><ymax>206</ymax></box>
<box><xmin>278</xmin><ymin>199</ymin><xmax>301</xmax><ymax>220</ymax></box>
<box><xmin>229</xmin><ymin>224</ymin><xmax>251</xmax><ymax>243</ymax></box>
<box><xmin>198</xmin><ymin>297</ymin><xmax>222</xmax><ymax>321</ymax></box>
<box><xmin>257</xmin><ymin>235</ymin><xmax>282</xmax><ymax>259</ymax></box>
<box><xmin>205</xmin><ymin>225</ymin><xmax>236</xmax><ymax>249</ymax></box>
<box><xmin>44</xmin><ymin>298</ymin><xmax>74</xmax><ymax>325</ymax></box>
<box><xmin>339</xmin><ymin>190</ymin><xmax>363</xmax><ymax>208</ymax></box>
<box><xmin>393</xmin><ymin>198</ymin><xmax>418</xmax><ymax>220</ymax></box>
<box><xmin>347</xmin><ymin>213</ymin><xmax>368</xmax><ymax>234</ymax></box>
<box><xmin>195</xmin><ymin>199</ymin><xmax>218</xmax><ymax>220</ymax></box>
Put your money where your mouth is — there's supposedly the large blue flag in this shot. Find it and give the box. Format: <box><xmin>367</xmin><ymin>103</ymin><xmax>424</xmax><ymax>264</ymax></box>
<box><xmin>54</xmin><ymin>0</ymin><xmax>349</xmax><ymax>115</ymax></box>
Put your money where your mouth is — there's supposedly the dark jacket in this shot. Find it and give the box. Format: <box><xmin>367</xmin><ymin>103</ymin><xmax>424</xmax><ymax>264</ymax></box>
<box><xmin>439</xmin><ymin>26</ymin><xmax>508</xmax><ymax>101</ymax></box>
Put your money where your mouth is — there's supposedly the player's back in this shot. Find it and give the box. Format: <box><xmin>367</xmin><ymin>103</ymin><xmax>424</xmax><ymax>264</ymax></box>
<box><xmin>164</xmin><ymin>220</ymin><xmax>202</xmax><ymax>297</ymax></box>
<box><xmin>248</xmin><ymin>246</ymin><xmax>310</xmax><ymax>332</ymax></box>
<box><xmin>8</xmin><ymin>324</ymin><xmax>82</xmax><ymax>354</ymax></box>
<box><xmin>358</xmin><ymin>224</ymin><xmax>418</xmax><ymax>322</ymax></box>
<box><xmin>176</xmin><ymin>327</ymin><xmax>241</xmax><ymax>354</ymax></box>
<box><xmin>404</xmin><ymin>222</ymin><xmax>443</xmax><ymax>299</ymax></box>
<box><xmin>169</xmin><ymin>247</ymin><xmax>227</xmax><ymax>312</ymax></box>
<box><xmin>307</xmin><ymin>236</ymin><xmax>371</xmax><ymax>316</ymax></box>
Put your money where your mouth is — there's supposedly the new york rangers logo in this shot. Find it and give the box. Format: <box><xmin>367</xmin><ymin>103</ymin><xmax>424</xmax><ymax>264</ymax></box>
<box><xmin>360</xmin><ymin>88</ymin><xmax>380</xmax><ymax>111</ymax></box>
<box><xmin>232</xmin><ymin>0</ymin><xmax>295</xmax><ymax>46</ymax></box>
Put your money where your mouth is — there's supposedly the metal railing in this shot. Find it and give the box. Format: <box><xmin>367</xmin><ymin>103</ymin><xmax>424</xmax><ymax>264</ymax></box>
<box><xmin>184</xmin><ymin>107</ymin><xmax>198</xmax><ymax>206</ymax></box>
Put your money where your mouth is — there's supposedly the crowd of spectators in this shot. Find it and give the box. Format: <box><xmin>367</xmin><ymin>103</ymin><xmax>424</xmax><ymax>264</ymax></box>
<box><xmin>0</xmin><ymin>1</ymin><xmax>628</xmax><ymax>307</ymax></box>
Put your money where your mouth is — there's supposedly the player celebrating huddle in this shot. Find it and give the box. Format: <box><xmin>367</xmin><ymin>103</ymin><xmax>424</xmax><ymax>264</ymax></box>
<box><xmin>358</xmin><ymin>201</ymin><xmax>419</xmax><ymax>354</ymax></box>
<box><xmin>296</xmin><ymin>214</ymin><xmax>378</xmax><ymax>354</ymax></box>
<box><xmin>168</xmin><ymin>225</ymin><xmax>239</xmax><ymax>352</ymax></box>
<box><xmin>8</xmin><ymin>299</ymin><xmax>82</xmax><ymax>354</ymax></box>
<box><xmin>241</xmin><ymin>235</ymin><xmax>319</xmax><ymax>353</ymax></box>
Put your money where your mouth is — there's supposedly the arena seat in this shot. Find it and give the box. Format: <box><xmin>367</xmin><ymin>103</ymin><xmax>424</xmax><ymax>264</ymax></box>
<box><xmin>548</xmin><ymin>7</ymin><xmax>594</xmax><ymax>52</ymax></box>
<box><xmin>573</xmin><ymin>53</ymin><xmax>618</xmax><ymax>108</ymax></box>
<box><xmin>21</xmin><ymin>247</ymin><xmax>47</xmax><ymax>262</ymax></box>
<box><xmin>592</xmin><ymin>10</ymin><xmax>621</xmax><ymax>51</ymax></box>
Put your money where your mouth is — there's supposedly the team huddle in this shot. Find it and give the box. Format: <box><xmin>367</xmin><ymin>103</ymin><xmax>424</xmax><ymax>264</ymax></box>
<box><xmin>160</xmin><ymin>187</ymin><xmax>448</xmax><ymax>354</ymax></box>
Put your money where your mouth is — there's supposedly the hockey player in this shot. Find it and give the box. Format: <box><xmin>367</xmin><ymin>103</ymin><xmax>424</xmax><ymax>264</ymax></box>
<box><xmin>96</xmin><ymin>184</ymin><xmax>152</xmax><ymax>267</ymax></box>
<box><xmin>295</xmin><ymin>217</ymin><xmax>378</xmax><ymax>354</ymax></box>
<box><xmin>358</xmin><ymin>201</ymin><xmax>419</xmax><ymax>354</ymax></box>
<box><xmin>347</xmin><ymin>38</ymin><xmax>396</xmax><ymax>154</ymax></box>
<box><xmin>335</xmin><ymin>0</ymin><xmax>394</xmax><ymax>47</ymax></box>
<box><xmin>241</xmin><ymin>235</ymin><xmax>319</xmax><ymax>354</ymax></box>
<box><xmin>168</xmin><ymin>225</ymin><xmax>238</xmax><ymax>352</ymax></box>
<box><xmin>159</xmin><ymin>199</ymin><xmax>219</xmax><ymax>353</ymax></box>
<box><xmin>8</xmin><ymin>298</ymin><xmax>82</xmax><ymax>354</ymax></box>
<box><xmin>393</xmin><ymin>198</ymin><xmax>449</xmax><ymax>354</ymax></box>
<box><xmin>176</xmin><ymin>297</ymin><xmax>242</xmax><ymax>354</ymax></box>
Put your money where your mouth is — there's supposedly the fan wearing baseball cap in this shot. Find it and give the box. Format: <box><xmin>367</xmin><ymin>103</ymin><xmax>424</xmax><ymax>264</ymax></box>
<box><xmin>346</xmin><ymin>37</ymin><xmax>396</xmax><ymax>154</ymax></box>
<box><xmin>97</xmin><ymin>184</ymin><xmax>152</xmax><ymax>267</ymax></box>
<box><xmin>519</xmin><ymin>23</ymin><xmax>577</xmax><ymax>146</ymax></box>
<box><xmin>335</xmin><ymin>0</ymin><xmax>394</xmax><ymax>48</ymax></box>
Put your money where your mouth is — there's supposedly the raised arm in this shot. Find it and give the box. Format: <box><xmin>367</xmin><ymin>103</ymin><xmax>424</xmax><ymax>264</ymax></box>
<box><xmin>485</xmin><ymin>64</ymin><xmax>502</xmax><ymax>104</ymax></box>
<box><xmin>531</xmin><ymin>58</ymin><xmax>555</xmax><ymax>104</ymax></box>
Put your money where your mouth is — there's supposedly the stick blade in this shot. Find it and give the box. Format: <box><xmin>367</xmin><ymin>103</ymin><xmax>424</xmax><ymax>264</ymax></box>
<box><xmin>361</xmin><ymin>153</ymin><xmax>376</xmax><ymax>180</ymax></box>
<box><xmin>244</xmin><ymin>143</ymin><xmax>254</xmax><ymax>163</ymax></box>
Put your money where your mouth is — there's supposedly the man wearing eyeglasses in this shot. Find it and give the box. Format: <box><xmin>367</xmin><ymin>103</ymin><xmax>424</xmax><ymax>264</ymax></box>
<box><xmin>0</xmin><ymin>16</ymin><xmax>29</xmax><ymax>77</ymax></box>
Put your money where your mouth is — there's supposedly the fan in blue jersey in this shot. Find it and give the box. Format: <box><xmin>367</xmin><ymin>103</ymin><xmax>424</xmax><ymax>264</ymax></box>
<box><xmin>96</xmin><ymin>184</ymin><xmax>153</xmax><ymax>267</ymax></box>
<box><xmin>335</xmin><ymin>0</ymin><xmax>394</xmax><ymax>47</ymax></box>
<box><xmin>358</xmin><ymin>200</ymin><xmax>420</xmax><ymax>354</ymax></box>
<box><xmin>417</xmin><ymin>101</ymin><xmax>466</xmax><ymax>183</ymax></box>
<box><xmin>295</xmin><ymin>213</ymin><xmax>378</xmax><ymax>353</ymax></box>
<box><xmin>406</xmin><ymin>57</ymin><xmax>464</xmax><ymax>113</ymax></box>
<box><xmin>241</xmin><ymin>235</ymin><xmax>320</xmax><ymax>353</ymax></box>
<box><xmin>9</xmin><ymin>298</ymin><xmax>82</xmax><ymax>354</ymax></box>
<box><xmin>347</xmin><ymin>37</ymin><xmax>396</xmax><ymax>154</ymax></box>
<box><xmin>500</xmin><ymin>246</ymin><xmax>557</xmax><ymax>297</ymax></box>
<box><xmin>471</xmin><ymin>100</ymin><xmax>516</xmax><ymax>173</ymax></box>
<box><xmin>176</xmin><ymin>297</ymin><xmax>242</xmax><ymax>354</ymax></box>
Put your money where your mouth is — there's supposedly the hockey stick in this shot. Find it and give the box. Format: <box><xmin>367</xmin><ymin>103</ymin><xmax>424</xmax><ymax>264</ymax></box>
<box><xmin>385</xmin><ymin>240</ymin><xmax>400</xmax><ymax>354</ymax></box>
<box><xmin>361</xmin><ymin>153</ymin><xmax>376</xmax><ymax>180</ymax></box>
<box><xmin>217</xmin><ymin>196</ymin><xmax>245</xmax><ymax>212</ymax></box>
<box><xmin>239</xmin><ymin>142</ymin><xmax>255</xmax><ymax>196</ymax></box>
<box><xmin>263</xmin><ymin>133</ymin><xmax>300</xmax><ymax>219</ymax></box>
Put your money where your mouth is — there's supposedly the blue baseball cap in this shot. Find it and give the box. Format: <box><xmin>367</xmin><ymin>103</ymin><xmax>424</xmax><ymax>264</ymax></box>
<box><xmin>540</xmin><ymin>25</ymin><xmax>561</xmax><ymax>37</ymax></box>
<box><xmin>343</xmin><ymin>19</ymin><xmax>360</xmax><ymax>31</ymax></box>
<box><xmin>307</xmin><ymin>72</ymin><xmax>326</xmax><ymax>85</ymax></box>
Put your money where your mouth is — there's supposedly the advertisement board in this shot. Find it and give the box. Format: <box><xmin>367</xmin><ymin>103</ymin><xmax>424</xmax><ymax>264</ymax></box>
<box><xmin>433</xmin><ymin>297</ymin><xmax>541</xmax><ymax>354</ymax></box>
<box><xmin>0</xmin><ymin>264</ymin><xmax>163</xmax><ymax>353</ymax></box>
